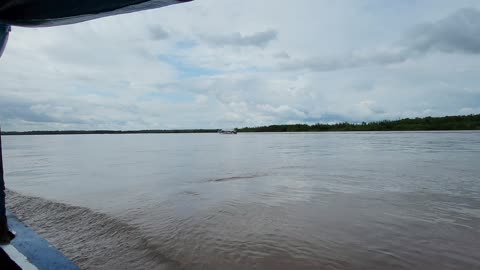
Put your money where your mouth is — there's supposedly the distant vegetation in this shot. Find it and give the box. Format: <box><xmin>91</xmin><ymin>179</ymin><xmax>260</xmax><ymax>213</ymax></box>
<box><xmin>2</xmin><ymin>129</ymin><xmax>219</xmax><ymax>136</ymax></box>
<box><xmin>236</xmin><ymin>114</ymin><xmax>480</xmax><ymax>132</ymax></box>
<box><xmin>2</xmin><ymin>115</ymin><xmax>479</xmax><ymax>135</ymax></box>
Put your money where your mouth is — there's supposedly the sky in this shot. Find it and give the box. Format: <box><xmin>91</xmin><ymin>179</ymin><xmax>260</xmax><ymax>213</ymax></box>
<box><xmin>1</xmin><ymin>0</ymin><xmax>480</xmax><ymax>131</ymax></box>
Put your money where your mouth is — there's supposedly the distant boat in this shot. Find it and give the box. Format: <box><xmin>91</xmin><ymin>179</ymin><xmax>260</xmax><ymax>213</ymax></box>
<box><xmin>218</xmin><ymin>130</ymin><xmax>237</xmax><ymax>134</ymax></box>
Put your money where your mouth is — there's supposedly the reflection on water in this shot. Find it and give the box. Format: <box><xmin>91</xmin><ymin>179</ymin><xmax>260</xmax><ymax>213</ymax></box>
<box><xmin>4</xmin><ymin>132</ymin><xmax>480</xmax><ymax>269</ymax></box>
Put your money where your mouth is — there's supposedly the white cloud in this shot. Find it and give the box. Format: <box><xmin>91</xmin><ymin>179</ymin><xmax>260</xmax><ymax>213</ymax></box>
<box><xmin>199</xmin><ymin>29</ymin><xmax>278</xmax><ymax>48</ymax></box>
<box><xmin>149</xmin><ymin>25</ymin><xmax>170</xmax><ymax>40</ymax></box>
<box><xmin>281</xmin><ymin>8</ymin><xmax>480</xmax><ymax>72</ymax></box>
<box><xmin>194</xmin><ymin>94</ymin><xmax>208</xmax><ymax>105</ymax></box>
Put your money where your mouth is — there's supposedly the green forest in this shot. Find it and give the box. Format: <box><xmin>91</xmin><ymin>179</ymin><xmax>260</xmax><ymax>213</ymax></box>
<box><xmin>2</xmin><ymin>114</ymin><xmax>480</xmax><ymax>135</ymax></box>
<box><xmin>236</xmin><ymin>114</ymin><xmax>480</xmax><ymax>132</ymax></box>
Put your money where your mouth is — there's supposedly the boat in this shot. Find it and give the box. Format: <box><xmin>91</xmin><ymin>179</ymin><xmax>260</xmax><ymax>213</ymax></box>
<box><xmin>0</xmin><ymin>0</ymin><xmax>193</xmax><ymax>268</ymax></box>
<box><xmin>0</xmin><ymin>211</ymin><xmax>80</xmax><ymax>270</ymax></box>
<box><xmin>218</xmin><ymin>130</ymin><xmax>238</xmax><ymax>134</ymax></box>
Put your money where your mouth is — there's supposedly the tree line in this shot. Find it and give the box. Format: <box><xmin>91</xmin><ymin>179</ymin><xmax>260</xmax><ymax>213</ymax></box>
<box><xmin>2</xmin><ymin>114</ymin><xmax>479</xmax><ymax>135</ymax></box>
<box><xmin>236</xmin><ymin>114</ymin><xmax>480</xmax><ymax>132</ymax></box>
<box><xmin>2</xmin><ymin>129</ymin><xmax>220</xmax><ymax>135</ymax></box>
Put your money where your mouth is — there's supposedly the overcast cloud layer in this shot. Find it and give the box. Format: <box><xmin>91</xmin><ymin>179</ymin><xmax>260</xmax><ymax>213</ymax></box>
<box><xmin>1</xmin><ymin>0</ymin><xmax>480</xmax><ymax>131</ymax></box>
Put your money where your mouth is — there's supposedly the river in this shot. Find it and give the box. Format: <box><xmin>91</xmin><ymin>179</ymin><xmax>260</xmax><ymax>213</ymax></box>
<box><xmin>3</xmin><ymin>132</ymin><xmax>480</xmax><ymax>269</ymax></box>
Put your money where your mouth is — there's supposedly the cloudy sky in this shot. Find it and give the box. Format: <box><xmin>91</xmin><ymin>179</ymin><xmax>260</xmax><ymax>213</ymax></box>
<box><xmin>1</xmin><ymin>0</ymin><xmax>480</xmax><ymax>131</ymax></box>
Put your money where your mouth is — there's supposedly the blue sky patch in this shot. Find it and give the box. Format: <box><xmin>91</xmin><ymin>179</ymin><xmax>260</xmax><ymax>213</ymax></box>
<box><xmin>158</xmin><ymin>54</ymin><xmax>220</xmax><ymax>79</ymax></box>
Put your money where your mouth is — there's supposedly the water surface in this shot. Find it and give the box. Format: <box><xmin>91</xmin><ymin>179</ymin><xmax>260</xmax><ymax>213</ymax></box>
<box><xmin>3</xmin><ymin>132</ymin><xmax>480</xmax><ymax>269</ymax></box>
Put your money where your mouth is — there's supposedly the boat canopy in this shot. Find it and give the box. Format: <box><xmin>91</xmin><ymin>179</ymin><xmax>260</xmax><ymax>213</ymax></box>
<box><xmin>0</xmin><ymin>0</ymin><xmax>192</xmax><ymax>58</ymax></box>
<box><xmin>0</xmin><ymin>0</ymin><xmax>192</xmax><ymax>27</ymax></box>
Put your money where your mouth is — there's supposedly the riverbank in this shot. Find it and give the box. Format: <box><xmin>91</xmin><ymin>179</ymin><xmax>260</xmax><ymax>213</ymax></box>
<box><xmin>237</xmin><ymin>114</ymin><xmax>480</xmax><ymax>132</ymax></box>
<box><xmin>2</xmin><ymin>114</ymin><xmax>479</xmax><ymax>135</ymax></box>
